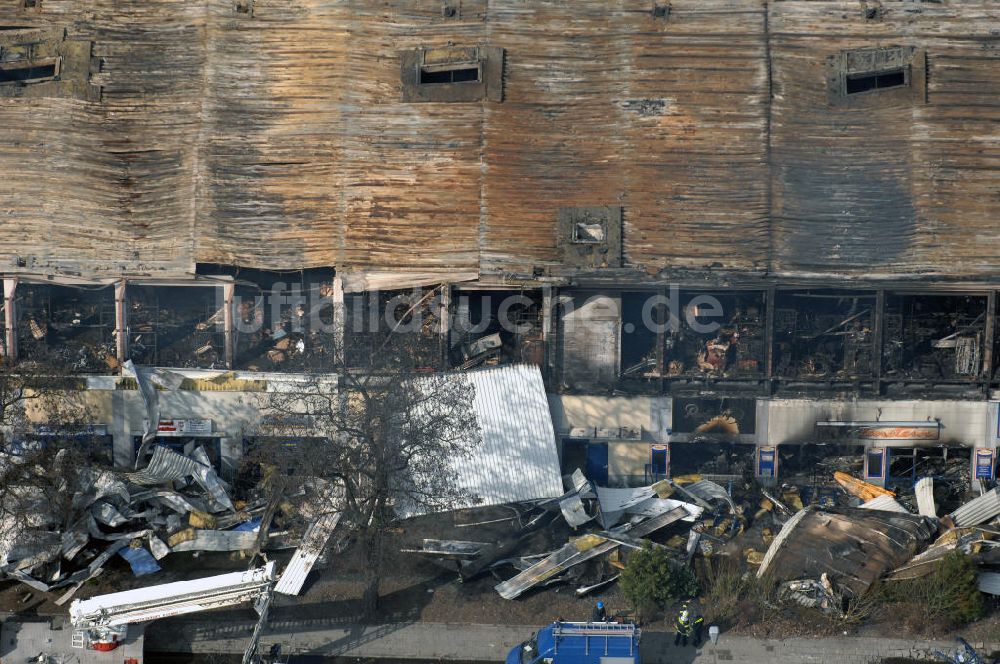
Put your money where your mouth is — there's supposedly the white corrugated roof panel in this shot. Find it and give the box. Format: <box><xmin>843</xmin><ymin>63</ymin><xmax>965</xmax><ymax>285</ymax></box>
<box><xmin>398</xmin><ymin>364</ymin><xmax>562</xmax><ymax>518</ymax></box>
<box><xmin>275</xmin><ymin>512</ymin><xmax>342</xmax><ymax>596</ymax></box>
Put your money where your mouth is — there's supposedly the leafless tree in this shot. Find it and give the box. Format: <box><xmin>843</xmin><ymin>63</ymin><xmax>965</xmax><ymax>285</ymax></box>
<box><xmin>250</xmin><ymin>300</ymin><xmax>482</xmax><ymax>615</ymax></box>
<box><xmin>0</xmin><ymin>356</ymin><xmax>105</xmax><ymax>573</ymax></box>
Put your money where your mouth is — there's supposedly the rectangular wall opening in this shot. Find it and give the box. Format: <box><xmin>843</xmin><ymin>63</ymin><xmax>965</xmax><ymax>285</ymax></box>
<box><xmin>846</xmin><ymin>69</ymin><xmax>905</xmax><ymax>94</ymax></box>
<box><xmin>0</xmin><ymin>59</ymin><xmax>57</xmax><ymax>84</ymax></box>
<box><xmin>419</xmin><ymin>65</ymin><xmax>479</xmax><ymax>85</ymax></box>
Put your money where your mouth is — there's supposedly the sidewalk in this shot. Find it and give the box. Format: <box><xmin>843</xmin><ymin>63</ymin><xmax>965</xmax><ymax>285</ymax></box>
<box><xmin>145</xmin><ymin>618</ymin><xmax>1000</xmax><ymax>663</ymax></box>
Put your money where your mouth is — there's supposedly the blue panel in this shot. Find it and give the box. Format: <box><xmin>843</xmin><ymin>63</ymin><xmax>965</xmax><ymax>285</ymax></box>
<box><xmin>586</xmin><ymin>442</ymin><xmax>609</xmax><ymax>485</ymax></box>
<box><xmin>119</xmin><ymin>547</ymin><xmax>161</xmax><ymax>576</ymax></box>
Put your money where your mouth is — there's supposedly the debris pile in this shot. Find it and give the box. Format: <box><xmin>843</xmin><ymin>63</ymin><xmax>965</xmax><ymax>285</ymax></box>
<box><xmin>403</xmin><ymin>466</ymin><xmax>1000</xmax><ymax>616</ymax></box>
<box><xmin>0</xmin><ymin>443</ymin><xmax>340</xmax><ymax>602</ymax></box>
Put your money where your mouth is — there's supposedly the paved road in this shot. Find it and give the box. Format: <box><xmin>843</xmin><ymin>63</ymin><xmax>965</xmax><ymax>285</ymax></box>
<box><xmin>145</xmin><ymin>619</ymin><xmax>1000</xmax><ymax>663</ymax></box>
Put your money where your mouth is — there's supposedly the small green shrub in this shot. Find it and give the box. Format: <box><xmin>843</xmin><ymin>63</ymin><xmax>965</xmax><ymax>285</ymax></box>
<box><xmin>885</xmin><ymin>552</ymin><xmax>984</xmax><ymax>625</ymax></box>
<box><xmin>619</xmin><ymin>544</ymin><xmax>699</xmax><ymax>614</ymax></box>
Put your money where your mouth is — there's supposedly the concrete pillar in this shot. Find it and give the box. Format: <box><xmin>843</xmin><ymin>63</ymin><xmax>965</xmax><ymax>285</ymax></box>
<box><xmin>223</xmin><ymin>282</ymin><xmax>235</xmax><ymax>369</ymax></box>
<box><xmin>114</xmin><ymin>279</ymin><xmax>127</xmax><ymax>367</ymax></box>
<box><xmin>542</xmin><ymin>286</ymin><xmax>556</xmax><ymax>381</ymax></box>
<box><xmin>2</xmin><ymin>278</ymin><xmax>16</xmax><ymax>361</ymax></box>
<box><xmin>110</xmin><ymin>388</ymin><xmax>131</xmax><ymax>468</ymax></box>
<box><xmin>331</xmin><ymin>276</ymin><xmax>345</xmax><ymax>363</ymax></box>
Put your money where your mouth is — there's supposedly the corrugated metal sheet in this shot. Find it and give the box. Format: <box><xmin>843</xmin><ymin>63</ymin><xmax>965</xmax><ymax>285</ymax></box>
<box><xmin>915</xmin><ymin>477</ymin><xmax>936</xmax><ymax>518</ymax></box>
<box><xmin>860</xmin><ymin>495</ymin><xmax>909</xmax><ymax>514</ymax></box>
<box><xmin>978</xmin><ymin>572</ymin><xmax>1000</xmax><ymax>596</ymax></box>
<box><xmin>274</xmin><ymin>512</ymin><xmax>342</xmax><ymax>596</ymax></box>
<box><xmin>949</xmin><ymin>487</ymin><xmax>1000</xmax><ymax>527</ymax></box>
<box><xmin>459</xmin><ymin>364</ymin><xmax>563</xmax><ymax>508</ymax></box>
<box><xmin>126</xmin><ymin>446</ymin><xmax>234</xmax><ymax>512</ymax></box>
<box><xmin>398</xmin><ymin>364</ymin><xmax>561</xmax><ymax>518</ymax></box>
<box><xmin>169</xmin><ymin>530</ymin><xmax>258</xmax><ymax>553</ymax></box>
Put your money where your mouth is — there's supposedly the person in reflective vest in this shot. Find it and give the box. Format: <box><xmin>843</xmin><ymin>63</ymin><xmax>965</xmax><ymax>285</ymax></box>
<box><xmin>673</xmin><ymin>602</ymin><xmax>692</xmax><ymax>647</ymax></box>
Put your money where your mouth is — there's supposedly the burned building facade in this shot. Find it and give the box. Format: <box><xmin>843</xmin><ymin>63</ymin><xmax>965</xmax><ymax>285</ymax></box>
<box><xmin>1</xmin><ymin>1</ymin><xmax>999</xmax><ymax>488</ymax></box>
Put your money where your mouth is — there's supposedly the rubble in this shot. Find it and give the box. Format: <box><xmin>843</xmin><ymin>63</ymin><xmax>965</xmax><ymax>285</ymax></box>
<box><xmin>949</xmin><ymin>487</ymin><xmax>1000</xmax><ymax>527</ymax></box>
<box><xmin>756</xmin><ymin>506</ymin><xmax>936</xmax><ymax>597</ymax></box>
<box><xmin>0</xmin><ymin>440</ymin><xmax>339</xmax><ymax>596</ymax></box>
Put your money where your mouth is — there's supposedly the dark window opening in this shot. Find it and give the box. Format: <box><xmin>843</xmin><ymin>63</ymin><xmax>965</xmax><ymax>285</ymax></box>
<box><xmin>0</xmin><ymin>61</ymin><xmax>56</xmax><ymax>84</ymax></box>
<box><xmin>420</xmin><ymin>66</ymin><xmax>480</xmax><ymax>85</ymax></box>
<box><xmin>846</xmin><ymin>69</ymin><xmax>905</xmax><ymax>94</ymax></box>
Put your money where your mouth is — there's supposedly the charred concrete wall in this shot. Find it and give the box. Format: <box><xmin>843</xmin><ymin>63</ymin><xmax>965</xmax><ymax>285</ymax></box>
<box><xmin>0</xmin><ymin>1</ymin><xmax>996</xmax><ymax>281</ymax></box>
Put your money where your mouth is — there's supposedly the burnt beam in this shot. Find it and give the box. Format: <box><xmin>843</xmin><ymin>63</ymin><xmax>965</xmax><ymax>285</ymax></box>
<box><xmin>764</xmin><ymin>286</ymin><xmax>775</xmax><ymax>394</ymax></box>
<box><xmin>983</xmin><ymin>290</ymin><xmax>996</xmax><ymax>391</ymax></box>
<box><xmin>873</xmin><ymin>289</ymin><xmax>885</xmax><ymax>394</ymax></box>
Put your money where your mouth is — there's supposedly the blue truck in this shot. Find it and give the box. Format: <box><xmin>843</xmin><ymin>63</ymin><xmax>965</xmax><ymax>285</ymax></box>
<box><xmin>506</xmin><ymin>621</ymin><xmax>641</xmax><ymax>664</ymax></box>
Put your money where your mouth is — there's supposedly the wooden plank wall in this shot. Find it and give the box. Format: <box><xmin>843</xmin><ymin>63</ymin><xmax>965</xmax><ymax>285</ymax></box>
<box><xmin>770</xmin><ymin>1</ymin><xmax>1000</xmax><ymax>278</ymax></box>
<box><xmin>0</xmin><ymin>1</ymin><xmax>996</xmax><ymax>281</ymax></box>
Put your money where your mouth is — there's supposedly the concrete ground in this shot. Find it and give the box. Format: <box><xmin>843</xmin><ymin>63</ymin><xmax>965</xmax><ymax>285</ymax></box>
<box><xmin>145</xmin><ymin>619</ymin><xmax>1000</xmax><ymax>663</ymax></box>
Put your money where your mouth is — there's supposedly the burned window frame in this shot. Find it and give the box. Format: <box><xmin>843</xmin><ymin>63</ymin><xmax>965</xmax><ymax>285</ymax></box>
<box><xmin>401</xmin><ymin>45</ymin><xmax>505</xmax><ymax>103</ymax></box>
<box><xmin>558</xmin><ymin>206</ymin><xmax>623</xmax><ymax>269</ymax></box>
<box><xmin>827</xmin><ymin>45</ymin><xmax>925</xmax><ymax>105</ymax></box>
<box><xmin>0</xmin><ymin>27</ymin><xmax>101</xmax><ymax>100</ymax></box>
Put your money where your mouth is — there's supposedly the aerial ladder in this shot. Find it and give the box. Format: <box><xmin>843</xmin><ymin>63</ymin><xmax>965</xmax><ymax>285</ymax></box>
<box><xmin>69</xmin><ymin>561</ymin><xmax>277</xmax><ymax>663</ymax></box>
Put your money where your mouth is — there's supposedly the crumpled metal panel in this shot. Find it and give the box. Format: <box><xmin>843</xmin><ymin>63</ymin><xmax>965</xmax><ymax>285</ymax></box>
<box><xmin>978</xmin><ymin>571</ymin><xmax>1000</xmax><ymax>596</ymax></box>
<box><xmin>274</xmin><ymin>512</ymin><xmax>342</xmax><ymax>596</ymax></box>
<box><xmin>126</xmin><ymin>445</ymin><xmax>234</xmax><ymax>513</ymax></box>
<box><xmin>757</xmin><ymin>506</ymin><xmax>935</xmax><ymax>597</ymax></box>
<box><xmin>595</xmin><ymin>484</ymin><xmax>701</xmax><ymax>528</ymax></box>
<box><xmin>90</xmin><ymin>502</ymin><xmax>129</xmax><ymax>528</ymax></box>
<box><xmin>169</xmin><ymin>530</ymin><xmax>258</xmax><ymax>553</ymax></box>
<box><xmin>950</xmin><ymin>487</ymin><xmax>1000</xmax><ymax>527</ymax></box>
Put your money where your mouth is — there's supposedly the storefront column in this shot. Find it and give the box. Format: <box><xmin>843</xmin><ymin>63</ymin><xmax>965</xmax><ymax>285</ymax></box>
<box><xmin>114</xmin><ymin>279</ymin><xmax>127</xmax><ymax>367</ymax></box>
<box><xmin>223</xmin><ymin>282</ymin><xmax>235</xmax><ymax>369</ymax></box>
<box><xmin>2</xmin><ymin>278</ymin><xmax>16</xmax><ymax>361</ymax></box>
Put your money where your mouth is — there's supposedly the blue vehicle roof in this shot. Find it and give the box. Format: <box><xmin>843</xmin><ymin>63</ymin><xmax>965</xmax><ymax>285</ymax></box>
<box><xmin>542</xmin><ymin>622</ymin><xmax>639</xmax><ymax>656</ymax></box>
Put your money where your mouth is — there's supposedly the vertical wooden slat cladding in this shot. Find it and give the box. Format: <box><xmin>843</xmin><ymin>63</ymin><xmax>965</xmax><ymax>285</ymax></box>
<box><xmin>769</xmin><ymin>1</ymin><xmax>1000</xmax><ymax>277</ymax></box>
<box><xmin>0</xmin><ymin>0</ymin><xmax>998</xmax><ymax>280</ymax></box>
<box><xmin>0</xmin><ymin>0</ymin><xmax>204</xmax><ymax>275</ymax></box>
<box><xmin>482</xmin><ymin>1</ymin><xmax>770</xmax><ymax>274</ymax></box>
<box><xmin>199</xmin><ymin>0</ymin><xmax>487</xmax><ymax>271</ymax></box>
